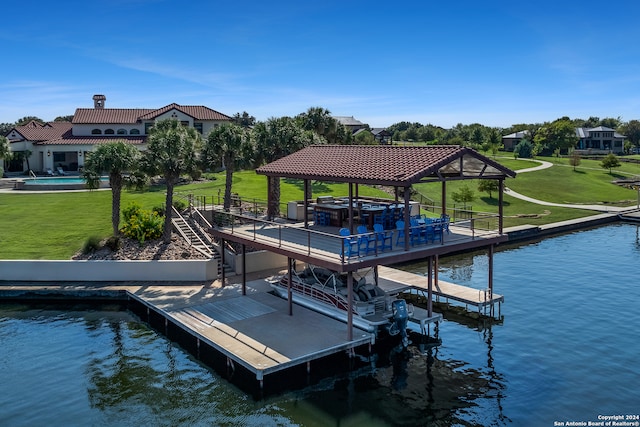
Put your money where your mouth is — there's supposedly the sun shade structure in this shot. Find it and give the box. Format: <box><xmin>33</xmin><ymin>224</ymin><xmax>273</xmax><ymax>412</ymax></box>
<box><xmin>256</xmin><ymin>145</ymin><xmax>516</xmax><ymax>186</ymax></box>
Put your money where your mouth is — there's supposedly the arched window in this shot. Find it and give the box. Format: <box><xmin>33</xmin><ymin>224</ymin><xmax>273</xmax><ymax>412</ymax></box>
<box><xmin>130</xmin><ymin>129</ymin><xmax>140</xmax><ymax>135</ymax></box>
<box><xmin>105</xmin><ymin>129</ymin><xmax>115</xmax><ymax>135</ymax></box>
<box><xmin>117</xmin><ymin>129</ymin><xmax>127</xmax><ymax>135</ymax></box>
<box><xmin>91</xmin><ymin>129</ymin><xmax>102</xmax><ymax>135</ymax></box>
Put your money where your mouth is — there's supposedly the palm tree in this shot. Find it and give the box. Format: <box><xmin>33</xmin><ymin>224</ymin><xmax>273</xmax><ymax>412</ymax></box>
<box><xmin>252</xmin><ymin>117</ymin><xmax>323</xmax><ymax>219</ymax></box>
<box><xmin>203</xmin><ymin>122</ymin><xmax>249</xmax><ymax>211</ymax></box>
<box><xmin>144</xmin><ymin>119</ymin><xmax>202</xmax><ymax>243</ymax></box>
<box><xmin>0</xmin><ymin>135</ymin><xmax>11</xmax><ymax>177</ymax></box>
<box><xmin>82</xmin><ymin>141</ymin><xmax>140</xmax><ymax>236</ymax></box>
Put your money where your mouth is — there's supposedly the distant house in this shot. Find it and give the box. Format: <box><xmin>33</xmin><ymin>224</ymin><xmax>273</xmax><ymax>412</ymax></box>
<box><xmin>371</xmin><ymin>128</ymin><xmax>392</xmax><ymax>145</ymax></box>
<box><xmin>5</xmin><ymin>94</ymin><xmax>232</xmax><ymax>174</ymax></box>
<box><xmin>501</xmin><ymin>130</ymin><xmax>530</xmax><ymax>151</ymax></box>
<box><xmin>334</xmin><ymin>116</ymin><xmax>367</xmax><ymax>134</ymax></box>
<box><xmin>502</xmin><ymin>127</ymin><xmax>626</xmax><ymax>154</ymax></box>
<box><xmin>575</xmin><ymin>126</ymin><xmax>626</xmax><ymax>155</ymax></box>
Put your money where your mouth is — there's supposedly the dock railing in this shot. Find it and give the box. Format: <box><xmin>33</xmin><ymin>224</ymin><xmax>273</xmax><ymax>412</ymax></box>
<box><xmin>207</xmin><ymin>207</ymin><xmax>503</xmax><ymax>265</ymax></box>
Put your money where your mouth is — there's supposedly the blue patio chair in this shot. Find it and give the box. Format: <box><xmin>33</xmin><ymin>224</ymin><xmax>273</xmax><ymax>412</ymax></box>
<box><xmin>410</xmin><ymin>218</ymin><xmax>427</xmax><ymax>245</ymax></box>
<box><xmin>357</xmin><ymin>225</ymin><xmax>376</xmax><ymax>255</ymax></box>
<box><xmin>374</xmin><ymin>223</ymin><xmax>393</xmax><ymax>251</ymax></box>
<box><xmin>424</xmin><ymin>223</ymin><xmax>442</xmax><ymax>243</ymax></box>
<box><xmin>339</xmin><ymin>228</ymin><xmax>359</xmax><ymax>258</ymax></box>
<box><xmin>440</xmin><ymin>214</ymin><xmax>451</xmax><ymax>234</ymax></box>
<box><xmin>395</xmin><ymin>220</ymin><xmax>409</xmax><ymax>246</ymax></box>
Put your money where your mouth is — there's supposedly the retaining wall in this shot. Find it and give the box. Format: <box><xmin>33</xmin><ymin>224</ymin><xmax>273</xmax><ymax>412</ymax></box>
<box><xmin>0</xmin><ymin>259</ymin><xmax>219</xmax><ymax>282</ymax></box>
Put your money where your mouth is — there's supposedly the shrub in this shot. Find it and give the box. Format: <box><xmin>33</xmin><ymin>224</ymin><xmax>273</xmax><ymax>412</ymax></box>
<box><xmin>120</xmin><ymin>202</ymin><xmax>164</xmax><ymax>244</ymax></box>
<box><xmin>513</xmin><ymin>139</ymin><xmax>533</xmax><ymax>158</ymax></box>
<box><xmin>82</xmin><ymin>235</ymin><xmax>102</xmax><ymax>254</ymax></box>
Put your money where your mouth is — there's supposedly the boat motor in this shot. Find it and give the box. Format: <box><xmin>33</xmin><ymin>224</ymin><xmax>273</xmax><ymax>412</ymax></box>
<box><xmin>391</xmin><ymin>299</ymin><xmax>409</xmax><ymax>347</ymax></box>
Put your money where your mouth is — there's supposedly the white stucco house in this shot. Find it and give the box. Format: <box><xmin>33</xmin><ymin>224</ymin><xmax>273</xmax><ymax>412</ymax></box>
<box><xmin>4</xmin><ymin>94</ymin><xmax>233</xmax><ymax>174</ymax></box>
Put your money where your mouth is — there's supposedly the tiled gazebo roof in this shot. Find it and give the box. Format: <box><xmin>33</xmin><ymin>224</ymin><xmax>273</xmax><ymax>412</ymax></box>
<box><xmin>256</xmin><ymin>145</ymin><xmax>516</xmax><ymax>187</ymax></box>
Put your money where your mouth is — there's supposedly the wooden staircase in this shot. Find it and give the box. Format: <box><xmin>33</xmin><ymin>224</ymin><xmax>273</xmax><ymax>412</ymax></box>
<box><xmin>171</xmin><ymin>207</ymin><xmax>232</xmax><ymax>276</ymax></box>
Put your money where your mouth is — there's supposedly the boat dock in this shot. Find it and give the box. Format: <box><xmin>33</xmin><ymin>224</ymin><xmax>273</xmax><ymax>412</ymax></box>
<box><xmin>0</xmin><ymin>277</ymin><xmax>374</xmax><ymax>394</ymax></box>
<box><xmin>620</xmin><ymin>209</ymin><xmax>640</xmax><ymax>222</ymax></box>
<box><xmin>377</xmin><ymin>266</ymin><xmax>504</xmax><ymax>317</ymax></box>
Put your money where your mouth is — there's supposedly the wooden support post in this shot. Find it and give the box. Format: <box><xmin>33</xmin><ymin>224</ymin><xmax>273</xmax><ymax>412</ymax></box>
<box><xmin>488</xmin><ymin>244</ymin><xmax>494</xmax><ymax>317</ymax></box>
<box><xmin>348</xmin><ymin>183</ymin><xmax>354</xmax><ymax>232</ymax></box>
<box><xmin>347</xmin><ymin>271</ymin><xmax>354</xmax><ymax>341</ymax></box>
<box><xmin>220</xmin><ymin>238</ymin><xmax>226</xmax><ymax>287</ymax></box>
<box><xmin>287</xmin><ymin>258</ymin><xmax>293</xmax><ymax>316</ymax></box>
<box><xmin>441</xmin><ymin>181</ymin><xmax>447</xmax><ymax>216</ymax></box>
<box><xmin>427</xmin><ymin>256</ymin><xmax>433</xmax><ymax>317</ymax></box>
<box><xmin>404</xmin><ymin>186</ymin><xmax>411</xmax><ymax>251</ymax></box>
<box><xmin>241</xmin><ymin>244</ymin><xmax>246</xmax><ymax>296</ymax></box>
<box><xmin>498</xmin><ymin>179</ymin><xmax>504</xmax><ymax>234</ymax></box>
<box><xmin>304</xmin><ymin>179</ymin><xmax>311</xmax><ymax>228</ymax></box>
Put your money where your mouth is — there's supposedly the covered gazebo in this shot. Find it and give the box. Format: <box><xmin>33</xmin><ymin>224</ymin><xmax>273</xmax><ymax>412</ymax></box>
<box><xmin>211</xmin><ymin>145</ymin><xmax>516</xmax><ymax>340</ymax></box>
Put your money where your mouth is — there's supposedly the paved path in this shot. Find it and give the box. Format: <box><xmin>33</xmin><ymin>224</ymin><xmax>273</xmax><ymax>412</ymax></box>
<box><xmin>505</xmin><ymin>158</ymin><xmax>634</xmax><ymax>213</ymax></box>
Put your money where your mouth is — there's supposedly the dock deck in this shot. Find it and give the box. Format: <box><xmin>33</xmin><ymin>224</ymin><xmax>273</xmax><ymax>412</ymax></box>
<box><xmin>377</xmin><ymin>266</ymin><xmax>504</xmax><ymax>315</ymax></box>
<box><xmin>1</xmin><ymin>278</ymin><xmax>374</xmax><ymax>388</ymax></box>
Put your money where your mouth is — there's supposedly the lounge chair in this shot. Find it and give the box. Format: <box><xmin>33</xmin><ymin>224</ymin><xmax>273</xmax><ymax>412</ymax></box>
<box><xmin>46</xmin><ymin>168</ymin><xmax>54</xmax><ymax>176</ymax></box>
<box><xmin>56</xmin><ymin>167</ymin><xmax>68</xmax><ymax>176</ymax></box>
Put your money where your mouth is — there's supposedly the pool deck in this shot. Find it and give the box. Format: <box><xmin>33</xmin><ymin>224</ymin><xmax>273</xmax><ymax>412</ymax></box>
<box><xmin>0</xmin><ymin>273</ymin><xmax>375</xmax><ymax>387</ymax></box>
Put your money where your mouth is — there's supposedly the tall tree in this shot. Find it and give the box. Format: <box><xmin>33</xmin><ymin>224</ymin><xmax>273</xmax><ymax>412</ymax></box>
<box><xmin>620</xmin><ymin>120</ymin><xmax>640</xmax><ymax>148</ymax></box>
<box><xmin>253</xmin><ymin>117</ymin><xmax>323</xmax><ymax>219</ymax></box>
<box><xmin>232</xmin><ymin>111</ymin><xmax>256</xmax><ymax>128</ymax></box>
<box><xmin>82</xmin><ymin>141</ymin><xmax>140</xmax><ymax>236</ymax></box>
<box><xmin>534</xmin><ymin>118</ymin><xmax>578</xmax><ymax>154</ymax></box>
<box><xmin>144</xmin><ymin>119</ymin><xmax>202</xmax><ymax>243</ymax></box>
<box><xmin>203</xmin><ymin>123</ymin><xmax>248</xmax><ymax>211</ymax></box>
<box><xmin>0</xmin><ymin>135</ymin><xmax>11</xmax><ymax>176</ymax></box>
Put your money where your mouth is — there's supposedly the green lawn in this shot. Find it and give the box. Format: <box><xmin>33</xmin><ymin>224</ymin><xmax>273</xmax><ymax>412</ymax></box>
<box><xmin>2</xmin><ymin>157</ymin><xmax>637</xmax><ymax>260</ymax></box>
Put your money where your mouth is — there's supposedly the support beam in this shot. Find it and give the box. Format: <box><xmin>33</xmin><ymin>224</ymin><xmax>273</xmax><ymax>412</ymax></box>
<box><xmin>303</xmin><ymin>179</ymin><xmax>311</xmax><ymax>228</ymax></box>
<box><xmin>220</xmin><ymin>238</ymin><xmax>226</xmax><ymax>287</ymax></box>
<box><xmin>441</xmin><ymin>181</ymin><xmax>447</xmax><ymax>216</ymax></box>
<box><xmin>287</xmin><ymin>257</ymin><xmax>293</xmax><ymax>316</ymax></box>
<box><xmin>241</xmin><ymin>244</ymin><xmax>246</xmax><ymax>296</ymax></box>
<box><xmin>498</xmin><ymin>179</ymin><xmax>504</xmax><ymax>234</ymax></box>
<box><xmin>427</xmin><ymin>256</ymin><xmax>433</xmax><ymax>317</ymax></box>
<box><xmin>348</xmin><ymin>183</ymin><xmax>354</xmax><ymax>233</ymax></box>
<box><xmin>347</xmin><ymin>271</ymin><xmax>354</xmax><ymax>341</ymax></box>
<box><xmin>403</xmin><ymin>186</ymin><xmax>411</xmax><ymax>251</ymax></box>
<box><xmin>488</xmin><ymin>245</ymin><xmax>494</xmax><ymax>317</ymax></box>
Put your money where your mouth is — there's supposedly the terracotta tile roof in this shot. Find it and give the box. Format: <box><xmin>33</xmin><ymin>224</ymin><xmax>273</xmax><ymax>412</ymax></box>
<box><xmin>72</xmin><ymin>104</ymin><xmax>232</xmax><ymax>124</ymax></box>
<box><xmin>256</xmin><ymin>145</ymin><xmax>516</xmax><ymax>186</ymax></box>
<box><xmin>138</xmin><ymin>104</ymin><xmax>233</xmax><ymax>121</ymax></box>
<box><xmin>72</xmin><ymin>108</ymin><xmax>155</xmax><ymax>124</ymax></box>
<box><xmin>9</xmin><ymin>121</ymin><xmax>73</xmax><ymax>141</ymax></box>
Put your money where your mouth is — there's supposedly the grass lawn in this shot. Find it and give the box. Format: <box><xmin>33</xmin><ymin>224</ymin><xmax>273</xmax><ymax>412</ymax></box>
<box><xmin>0</xmin><ymin>171</ymin><xmax>390</xmax><ymax>259</ymax></box>
<box><xmin>2</xmin><ymin>156</ymin><xmax>637</xmax><ymax>260</ymax></box>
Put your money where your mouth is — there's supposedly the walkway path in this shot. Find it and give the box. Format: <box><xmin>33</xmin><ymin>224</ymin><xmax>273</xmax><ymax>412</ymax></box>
<box><xmin>505</xmin><ymin>158</ymin><xmax>634</xmax><ymax>213</ymax></box>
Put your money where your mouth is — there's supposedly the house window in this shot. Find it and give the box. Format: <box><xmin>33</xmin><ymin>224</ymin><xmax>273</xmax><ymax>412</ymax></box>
<box><xmin>194</xmin><ymin>122</ymin><xmax>203</xmax><ymax>134</ymax></box>
<box><xmin>130</xmin><ymin>129</ymin><xmax>140</xmax><ymax>135</ymax></box>
<box><xmin>105</xmin><ymin>129</ymin><xmax>115</xmax><ymax>135</ymax></box>
<box><xmin>91</xmin><ymin>129</ymin><xmax>102</xmax><ymax>135</ymax></box>
<box><xmin>144</xmin><ymin>123</ymin><xmax>154</xmax><ymax>134</ymax></box>
<box><xmin>180</xmin><ymin>121</ymin><xmax>189</xmax><ymax>127</ymax></box>
<box><xmin>117</xmin><ymin>129</ymin><xmax>127</xmax><ymax>135</ymax></box>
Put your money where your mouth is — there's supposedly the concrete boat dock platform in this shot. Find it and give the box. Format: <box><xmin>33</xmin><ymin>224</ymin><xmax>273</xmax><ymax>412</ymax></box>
<box><xmin>0</xmin><ymin>276</ymin><xmax>375</xmax><ymax>393</ymax></box>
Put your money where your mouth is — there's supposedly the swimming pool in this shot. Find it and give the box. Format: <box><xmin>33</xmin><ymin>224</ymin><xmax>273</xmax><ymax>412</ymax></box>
<box><xmin>14</xmin><ymin>176</ymin><xmax>110</xmax><ymax>191</ymax></box>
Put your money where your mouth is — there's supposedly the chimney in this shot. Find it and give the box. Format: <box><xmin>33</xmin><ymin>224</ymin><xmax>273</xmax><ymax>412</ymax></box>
<box><xmin>93</xmin><ymin>94</ymin><xmax>106</xmax><ymax>109</ymax></box>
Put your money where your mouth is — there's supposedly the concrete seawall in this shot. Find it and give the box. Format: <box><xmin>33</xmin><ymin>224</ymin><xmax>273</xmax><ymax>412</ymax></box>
<box><xmin>504</xmin><ymin>212</ymin><xmax>624</xmax><ymax>243</ymax></box>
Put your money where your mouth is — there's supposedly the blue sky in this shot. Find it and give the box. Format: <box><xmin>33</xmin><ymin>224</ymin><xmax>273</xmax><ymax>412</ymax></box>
<box><xmin>2</xmin><ymin>0</ymin><xmax>640</xmax><ymax>129</ymax></box>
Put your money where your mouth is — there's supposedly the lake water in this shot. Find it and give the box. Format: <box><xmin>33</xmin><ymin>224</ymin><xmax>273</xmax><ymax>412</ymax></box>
<box><xmin>1</xmin><ymin>223</ymin><xmax>639</xmax><ymax>426</ymax></box>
